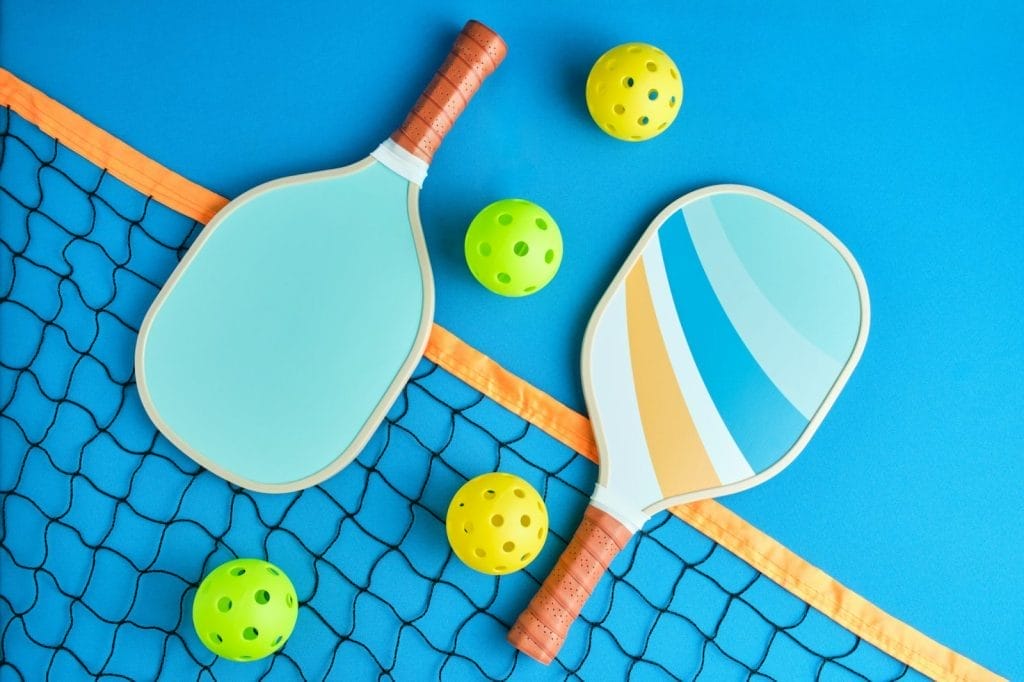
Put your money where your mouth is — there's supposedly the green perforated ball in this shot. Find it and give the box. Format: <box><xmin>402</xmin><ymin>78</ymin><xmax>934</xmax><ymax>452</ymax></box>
<box><xmin>465</xmin><ymin>199</ymin><xmax>563</xmax><ymax>297</ymax></box>
<box><xmin>192</xmin><ymin>558</ymin><xmax>298</xmax><ymax>662</ymax></box>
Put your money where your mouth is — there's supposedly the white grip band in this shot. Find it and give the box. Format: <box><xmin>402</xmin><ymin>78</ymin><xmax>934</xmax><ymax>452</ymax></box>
<box><xmin>590</xmin><ymin>483</ymin><xmax>652</xmax><ymax>534</ymax></box>
<box><xmin>371</xmin><ymin>138</ymin><xmax>429</xmax><ymax>187</ymax></box>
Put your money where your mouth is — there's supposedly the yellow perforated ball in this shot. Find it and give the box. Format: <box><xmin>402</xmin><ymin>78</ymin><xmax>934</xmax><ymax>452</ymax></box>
<box><xmin>446</xmin><ymin>473</ymin><xmax>548</xmax><ymax>575</ymax></box>
<box><xmin>585</xmin><ymin>43</ymin><xmax>683</xmax><ymax>141</ymax></box>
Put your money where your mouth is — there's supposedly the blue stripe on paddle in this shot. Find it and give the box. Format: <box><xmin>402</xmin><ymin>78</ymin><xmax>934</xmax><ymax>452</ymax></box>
<box><xmin>657</xmin><ymin>210</ymin><xmax>809</xmax><ymax>473</ymax></box>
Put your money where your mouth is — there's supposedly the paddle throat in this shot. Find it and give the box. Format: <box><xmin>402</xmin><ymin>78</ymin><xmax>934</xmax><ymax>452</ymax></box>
<box><xmin>590</xmin><ymin>482</ymin><xmax>652</xmax><ymax>533</ymax></box>
<box><xmin>371</xmin><ymin>139</ymin><xmax>429</xmax><ymax>187</ymax></box>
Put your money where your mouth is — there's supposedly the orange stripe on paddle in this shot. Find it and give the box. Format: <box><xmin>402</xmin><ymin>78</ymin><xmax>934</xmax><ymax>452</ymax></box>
<box><xmin>625</xmin><ymin>260</ymin><xmax>720</xmax><ymax>497</ymax></box>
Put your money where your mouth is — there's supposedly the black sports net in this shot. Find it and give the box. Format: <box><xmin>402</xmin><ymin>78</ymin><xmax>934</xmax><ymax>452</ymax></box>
<box><xmin>0</xmin><ymin>106</ymin><xmax>928</xmax><ymax>681</ymax></box>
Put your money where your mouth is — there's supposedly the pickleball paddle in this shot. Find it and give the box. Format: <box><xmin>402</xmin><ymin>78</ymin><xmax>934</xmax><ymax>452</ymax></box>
<box><xmin>135</xmin><ymin>21</ymin><xmax>507</xmax><ymax>493</ymax></box>
<box><xmin>508</xmin><ymin>185</ymin><xmax>870</xmax><ymax>664</ymax></box>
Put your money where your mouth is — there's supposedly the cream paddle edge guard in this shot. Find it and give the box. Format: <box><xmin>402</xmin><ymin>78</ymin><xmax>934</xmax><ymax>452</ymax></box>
<box><xmin>508</xmin><ymin>185</ymin><xmax>871</xmax><ymax>664</ymax></box>
<box><xmin>134</xmin><ymin>21</ymin><xmax>507</xmax><ymax>493</ymax></box>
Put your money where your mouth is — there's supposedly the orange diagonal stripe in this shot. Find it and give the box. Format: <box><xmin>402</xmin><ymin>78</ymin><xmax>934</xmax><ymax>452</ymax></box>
<box><xmin>624</xmin><ymin>260</ymin><xmax>720</xmax><ymax>496</ymax></box>
<box><xmin>0</xmin><ymin>68</ymin><xmax>228</xmax><ymax>223</ymax></box>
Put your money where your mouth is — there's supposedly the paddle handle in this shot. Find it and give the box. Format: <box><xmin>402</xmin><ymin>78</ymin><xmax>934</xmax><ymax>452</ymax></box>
<box><xmin>392</xmin><ymin>20</ymin><xmax>507</xmax><ymax>164</ymax></box>
<box><xmin>507</xmin><ymin>504</ymin><xmax>635</xmax><ymax>664</ymax></box>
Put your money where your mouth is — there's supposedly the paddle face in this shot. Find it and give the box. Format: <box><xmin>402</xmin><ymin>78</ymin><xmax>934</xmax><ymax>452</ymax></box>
<box><xmin>583</xmin><ymin>185</ymin><xmax>870</xmax><ymax>516</ymax></box>
<box><xmin>136</xmin><ymin>158</ymin><xmax>432</xmax><ymax>492</ymax></box>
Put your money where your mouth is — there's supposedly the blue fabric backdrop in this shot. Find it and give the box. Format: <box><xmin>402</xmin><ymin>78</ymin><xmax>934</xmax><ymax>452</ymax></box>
<box><xmin>2</xmin><ymin>1</ymin><xmax>1020</xmax><ymax>677</ymax></box>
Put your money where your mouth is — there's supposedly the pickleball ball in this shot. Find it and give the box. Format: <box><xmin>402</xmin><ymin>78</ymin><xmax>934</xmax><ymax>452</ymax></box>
<box><xmin>192</xmin><ymin>558</ymin><xmax>298</xmax><ymax>662</ymax></box>
<box><xmin>586</xmin><ymin>43</ymin><xmax>683</xmax><ymax>141</ymax></box>
<box><xmin>446</xmin><ymin>473</ymin><xmax>549</xmax><ymax>575</ymax></box>
<box><xmin>464</xmin><ymin>199</ymin><xmax>563</xmax><ymax>297</ymax></box>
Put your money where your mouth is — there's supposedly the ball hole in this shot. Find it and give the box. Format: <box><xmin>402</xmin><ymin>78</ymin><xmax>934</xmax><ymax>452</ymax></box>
<box><xmin>513</xmin><ymin>241</ymin><xmax>529</xmax><ymax>257</ymax></box>
<box><xmin>638</xmin><ymin>116</ymin><xmax>650</xmax><ymax>126</ymax></box>
<box><xmin>475</xmin><ymin>547</ymin><xmax>486</xmax><ymax>558</ymax></box>
<box><xmin>523</xmin><ymin>286</ymin><xmax>537</xmax><ymax>293</ymax></box>
<box><xmin>478</xmin><ymin>242</ymin><xmax>492</xmax><ymax>257</ymax></box>
<box><xmin>230</xmin><ymin>567</ymin><xmax>246</xmax><ymax>577</ymax></box>
<box><xmin>622</xmin><ymin>76</ymin><xmax>635</xmax><ymax>88</ymax></box>
<box><xmin>495</xmin><ymin>565</ymin><xmax>507</xmax><ymax>572</ymax></box>
<box><xmin>628</xmin><ymin>46</ymin><xmax>642</xmax><ymax>54</ymax></box>
<box><xmin>537</xmin><ymin>527</ymin><xmax>545</xmax><ymax>540</ymax></box>
<box><xmin>520</xmin><ymin>515</ymin><xmax>532</xmax><ymax>527</ymax></box>
<box><xmin>496</xmin><ymin>273</ymin><xmax>511</xmax><ymax>284</ymax></box>
<box><xmin>285</xmin><ymin>594</ymin><xmax>294</xmax><ymax>608</ymax></box>
<box><xmin>243</xmin><ymin>627</ymin><xmax>259</xmax><ymax>641</ymax></box>
<box><xmin>497</xmin><ymin>213</ymin><xmax>513</xmax><ymax>226</ymax></box>
<box><xmin>210</xmin><ymin>632</ymin><xmax>223</xmax><ymax>644</ymax></box>
<box><xmin>483</xmin><ymin>489</ymin><xmax>496</xmax><ymax>499</ymax></box>
<box><xmin>544</xmin><ymin>250</ymin><xmax>555</xmax><ymax>264</ymax></box>
<box><xmin>646</xmin><ymin>61</ymin><xmax>657</xmax><ymax>72</ymax></box>
<box><xmin>217</xmin><ymin>597</ymin><xmax>232</xmax><ymax>613</ymax></box>
<box><xmin>503</xmin><ymin>541</ymin><xmax>515</xmax><ymax>553</ymax></box>
<box><xmin>630</xmin><ymin>135</ymin><xmax>642</xmax><ymax>140</ymax></box>
<box><xmin>613</xmin><ymin>103</ymin><xmax>625</xmax><ymax>115</ymax></box>
<box><xmin>670</xmin><ymin>68</ymin><xmax>678</xmax><ymax>80</ymax></box>
<box><xmin>669</xmin><ymin>96</ymin><xmax>677</xmax><ymax>107</ymax></box>
<box><xmin>657</xmin><ymin>122</ymin><xmax>667</xmax><ymax>131</ymax></box>
<box><xmin>240</xmin><ymin>655</ymin><xmax>252</xmax><ymax>660</ymax></box>
<box><xmin>648</xmin><ymin>89</ymin><xmax>659</xmax><ymax>101</ymax></box>
<box><xmin>535</xmin><ymin>218</ymin><xmax>548</xmax><ymax>230</ymax></box>
<box><xmin>458</xmin><ymin>502</ymin><xmax>465</xmax><ymax>507</ymax></box>
<box><xmin>273</xmin><ymin>635</ymin><xmax>283</xmax><ymax>646</ymax></box>
<box><xmin>255</xmin><ymin>590</ymin><xmax>270</xmax><ymax>605</ymax></box>
<box><xmin>513</xmin><ymin>488</ymin><xmax>525</xmax><ymax>498</ymax></box>
<box><xmin>520</xmin><ymin>553</ymin><xmax>532</xmax><ymax>562</ymax></box>
<box><xmin>266</xmin><ymin>567</ymin><xmax>280</xmax><ymax>576</ymax></box>
<box><xmin>491</xmin><ymin>514</ymin><xmax>504</xmax><ymax>527</ymax></box>
<box><xmin>464</xmin><ymin>521</ymin><xmax>474</xmax><ymax>534</ymax></box>
<box><xmin>606</xmin><ymin>123</ymin><xmax>617</xmax><ymax>133</ymax></box>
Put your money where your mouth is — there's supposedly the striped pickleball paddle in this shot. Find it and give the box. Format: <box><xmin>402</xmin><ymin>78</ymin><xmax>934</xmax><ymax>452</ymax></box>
<box><xmin>509</xmin><ymin>185</ymin><xmax>870</xmax><ymax>664</ymax></box>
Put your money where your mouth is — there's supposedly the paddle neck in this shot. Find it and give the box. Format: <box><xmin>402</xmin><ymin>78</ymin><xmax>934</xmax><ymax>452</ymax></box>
<box><xmin>391</xmin><ymin>20</ymin><xmax>507</xmax><ymax>164</ymax></box>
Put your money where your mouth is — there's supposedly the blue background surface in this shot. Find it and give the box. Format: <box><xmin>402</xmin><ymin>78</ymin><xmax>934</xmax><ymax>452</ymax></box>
<box><xmin>3</xmin><ymin>1</ymin><xmax>1021</xmax><ymax>677</ymax></box>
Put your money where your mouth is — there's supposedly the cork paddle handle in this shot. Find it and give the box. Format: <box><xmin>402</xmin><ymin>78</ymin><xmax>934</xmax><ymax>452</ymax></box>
<box><xmin>391</xmin><ymin>20</ymin><xmax>507</xmax><ymax>164</ymax></box>
<box><xmin>507</xmin><ymin>504</ymin><xmax>635</xmax><ymax>664</ymax></box>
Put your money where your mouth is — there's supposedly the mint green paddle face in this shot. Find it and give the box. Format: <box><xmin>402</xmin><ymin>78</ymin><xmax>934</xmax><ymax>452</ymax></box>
<box><xmin>136</xmin><ymin>160</ymin><xmax>432</xmax><ymax>492</ymax></box>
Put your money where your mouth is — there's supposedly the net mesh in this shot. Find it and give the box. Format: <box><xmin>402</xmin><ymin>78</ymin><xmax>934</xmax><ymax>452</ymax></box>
<box><xmin>0</xmin><ymin>106</ymin><xmax>926</xmax><ymax>681</ymax></box>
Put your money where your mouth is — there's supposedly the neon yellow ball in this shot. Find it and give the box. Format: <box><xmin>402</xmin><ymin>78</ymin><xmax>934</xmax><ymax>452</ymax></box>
<box><xmin>192</xmin><ymin>558</ymin><xmax>298</xmax><ymax>662</ymax></box>
<box><xmin>585</xmin><ymin>42</ymin><xmax>683</xmax><ymax>141</ymax></box>
<box><xmin>464</xmin><ymin>199</ymin><xmax>563</xmax><ymax>297</ymax></box>
<box><xmin>446</xmin><ymin>473</ymin><xmax>548</xmax><ymax>575</ymax></box>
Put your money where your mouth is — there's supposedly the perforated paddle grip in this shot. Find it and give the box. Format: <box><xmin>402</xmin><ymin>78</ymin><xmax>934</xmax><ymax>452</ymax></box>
<box><xmin>508</xmin><ymin>504</ymin><xmax>635</xmax><ymax>664</ymax></box>
<box><xmin>391</xmin><ymin>20</ymin><xmax>507</xmax><ymax>164</ymax></box>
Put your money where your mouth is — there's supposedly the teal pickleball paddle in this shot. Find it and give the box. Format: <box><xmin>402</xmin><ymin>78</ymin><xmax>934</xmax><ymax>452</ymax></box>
<box><xmin>135</xmin><ymin>21</ymin><xmax>506</xmax><ymax>493</ymax></box>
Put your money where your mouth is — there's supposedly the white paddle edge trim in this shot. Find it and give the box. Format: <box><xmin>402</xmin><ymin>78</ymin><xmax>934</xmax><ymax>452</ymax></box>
<box><xmin>371</xmin><ymin>139</ymin><xmax>429</xmax><ymax>187</ymax></box>
<box><xmin>591</xmin><ymin>483</ymin><xmax>652</xmax><ymax>533</ymax></box>
<box><xmin>134</xmin><ymin>157</ymin><xmax>435</xmax><ymax>494</ymax></box>
<box><xmin>580</xmin><ymin>184</ymin><xmax>871</xmax><ymax>522</ymax></box>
